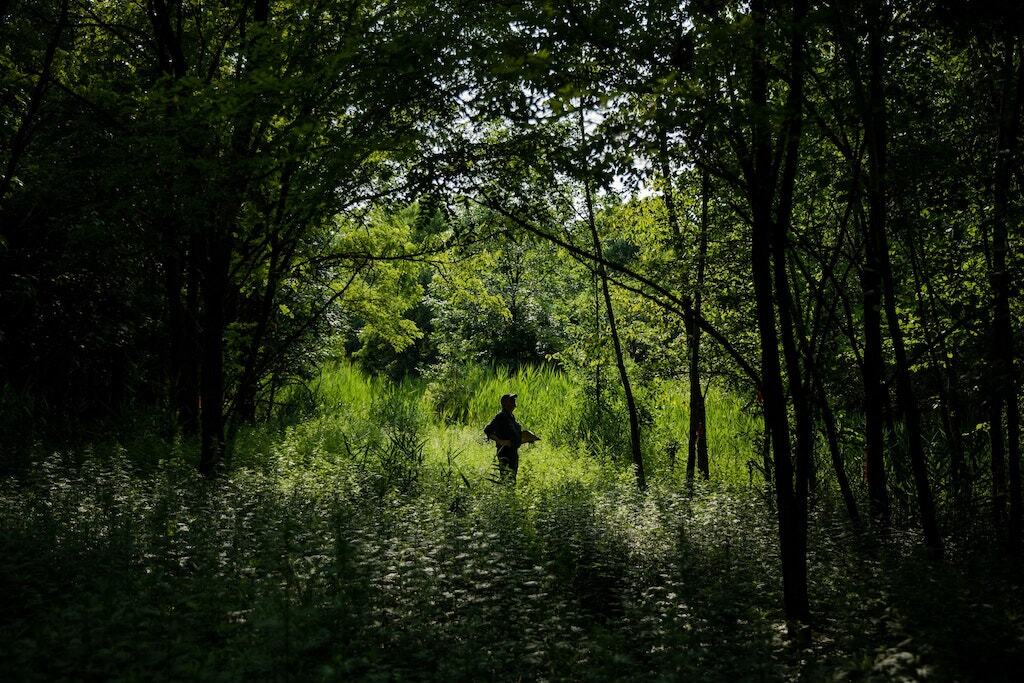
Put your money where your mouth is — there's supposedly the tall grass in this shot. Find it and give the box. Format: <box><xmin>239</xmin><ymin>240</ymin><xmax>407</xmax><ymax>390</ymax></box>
<box><xmin>305</xmin><ymin>362</ymin><xmax>764</xmax><ymax>489</ymax></box>
<box><xmin>649</xmin><ymin>380</ymin><xmax>763</xmax><ymax>484</ymax></box>
<box><xmin>462</xmin><ymin>364</ymin><xmax>580</xmax><ymax>435</ymax></box>
<box><xmin>305</xmin><ymin>362</ymin><xmax>603</xmax><ymax>493</ymax></box>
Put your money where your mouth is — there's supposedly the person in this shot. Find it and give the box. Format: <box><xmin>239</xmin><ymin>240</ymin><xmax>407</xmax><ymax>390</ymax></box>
<box><xmin>483</xmin><ymin>393</ymin><xmax>538</xmax><ymax>483</ymax></box>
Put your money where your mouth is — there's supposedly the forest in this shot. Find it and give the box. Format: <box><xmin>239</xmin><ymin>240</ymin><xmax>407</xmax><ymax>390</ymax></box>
<box><xmin>2</xmin><ymin>0</ymin><xmax>1023</xmax><ymax>680</ymax></box>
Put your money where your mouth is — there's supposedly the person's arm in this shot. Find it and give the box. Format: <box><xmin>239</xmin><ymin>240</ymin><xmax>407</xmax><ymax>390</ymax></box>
<box><xmin>484</xmin><ymin>413</ymin><xmax>513</xmax><ymax>447</ymax></box>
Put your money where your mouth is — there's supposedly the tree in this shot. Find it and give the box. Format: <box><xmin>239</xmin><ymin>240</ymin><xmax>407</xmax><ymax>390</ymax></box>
<box><xmin>988</xmin><ymin>33</ymin><xmax>1023</xmax><ymax>543</ymax></box>
<box><xmin>580</xmin><ymin>107</ymin><xmax>646</xmax><ymax>491</ymax></box>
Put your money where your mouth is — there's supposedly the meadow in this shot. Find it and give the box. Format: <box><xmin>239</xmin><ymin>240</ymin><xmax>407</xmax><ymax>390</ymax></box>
<box><xmin>2</xmin><ymin>364</ymin><xmax>1022</xmax><ymax>681</ymax></box>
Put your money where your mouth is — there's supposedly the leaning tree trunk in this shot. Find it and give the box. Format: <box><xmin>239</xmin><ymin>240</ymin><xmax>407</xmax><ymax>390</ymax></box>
<box><xmin>818</xmin><ymin>380</ymin><xmax>861</xmax><ymax>525</ymax></box>
<box><xmin>0</xmin><ymin>0</ymin><xmax>70</xmax><ymax>210</ymax></box>
<box><xmin>582</xmin><ymin>108</ymin><xmax>646</xmax><ymax>491</ymax></box>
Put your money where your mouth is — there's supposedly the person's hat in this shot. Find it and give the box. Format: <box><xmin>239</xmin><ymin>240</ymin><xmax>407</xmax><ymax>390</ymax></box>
<box><xmin>500</xmin><ymin>393</ymin><xmax>517</xmax><ymax>404</ymax></box>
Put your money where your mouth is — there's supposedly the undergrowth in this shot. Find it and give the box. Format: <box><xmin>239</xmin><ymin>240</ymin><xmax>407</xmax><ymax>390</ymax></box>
<box><xmin>2</xmin><ymin>364</ymin><xmax>1023</xmax><ymax>681</ymax></box>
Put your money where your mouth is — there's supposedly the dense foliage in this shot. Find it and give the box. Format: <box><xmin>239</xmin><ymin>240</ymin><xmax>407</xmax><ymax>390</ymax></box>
<box><xmin>2</xmin><ymin>0</ymin><xmax>1024</xmax><ymax>678</ymax></box>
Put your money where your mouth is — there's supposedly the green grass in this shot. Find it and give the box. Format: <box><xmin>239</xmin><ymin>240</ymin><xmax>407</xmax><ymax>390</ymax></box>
<box><xmin>308</xmin><ymin>361</ymin><xmax>763</xmax><ymax>490</ymax></box>
<box><xmin>646</xmin><ymin>378</ymin><xmax>764</xmax><ymax>483</ymax></box>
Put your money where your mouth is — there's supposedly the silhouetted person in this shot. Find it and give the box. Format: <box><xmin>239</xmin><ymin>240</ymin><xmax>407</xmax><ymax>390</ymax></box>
<box><xmin>483</xmin><ymin>393</ymin><xmax>537</xmax><ymax>483</ymax></box>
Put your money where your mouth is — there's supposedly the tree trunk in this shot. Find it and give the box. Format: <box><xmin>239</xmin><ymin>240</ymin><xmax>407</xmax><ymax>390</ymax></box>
<box><xmin>1009</xmin><ymin>398</ymin><xmax>1022</xmax><ymax>547</ymax></box>
<box><xmin>202</xmin><ymin>0</ymin><xmax>270</xmax><ymax>472</ymax></box>
<box><xmin>863</xmin><ymin>0</ymin><xmax>942</xmax><ymax>555</ymax></box>
<box><xmin>990</xmin><ymin>38</ymin><xmax>1024</xmax><ymax>543</ymax></box>
<box><xmin>147</xmin><ymin>0</ymin><xmax>202</xmax><ymax>436</ymax></box>
<box><xmin>659</xmin><ymin>126</ymin><xmax>710</xmax><ymax>482</ymax></box>
<box><xmin>165</xmin><ymin>237</ymin><xmax>194</xmax><ymax>431</ymax></box>
<box><xmin>747</xmin><ymin>0</ymin><xmax>810</xmax><ymax>623</ymax></box>
<box><xmin>819</xmin><ymin>380</ymin><xmax>861</xmax><ymax>525</ymax></box>
<box><xmin>992</xmin><ymin>399</ymin><xmax>1008</xmax><ymax>522</ymax></box>
<box><xmin>198</xmin><ymin>234</ymin><xmax>230</xmax><ymax>477</ymax></box>
<box><xmin>181</xmin><ymin>240</ymin><xmax>201</xmax><ymax>431</ymax></box>
<box><xmin>232</xmin><ymin>234</ymin><xmax>285</xmax><ymax>427</ymax></box>
<box><xmin>761</xmin><ymin>415</ymin><xmax>774</xmax><ymax>493</ymax></box>
<box><xmin>594</xmin><ymin>272</ymin><xmax>601</xmax><ymax>409</ymax></box>
<box><xmin>751</xmin><ymin>191</ymin><xmax>808</xmax><ymax>622</ymax></box>
<box><xmin>582</xmin><ymin>108</ymin><xmax>646</xmax><ymax>491</ymax></box>
<box><xmin>834</xmin><ymin>0</ymin><xmax>892</xmax><ymax>528</ymax></box>
<box><xmin>690</xmin><ymin>168</ymin><xmax>710</xmax><ymax>480</ymax></box>
<box><xmin>860</xmin><ymin>203</ymin><xmax>891</xmax><ymax>524</ymax></box>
